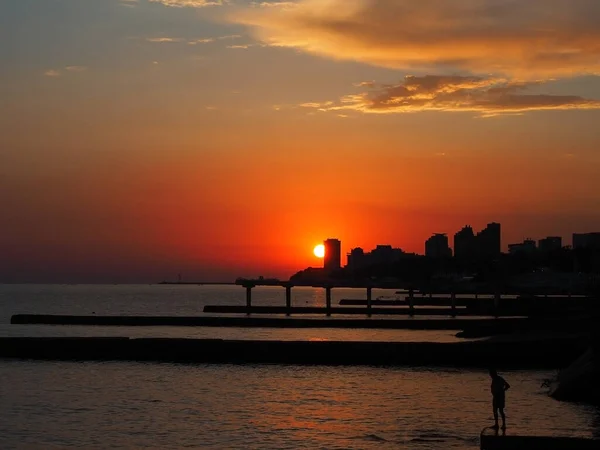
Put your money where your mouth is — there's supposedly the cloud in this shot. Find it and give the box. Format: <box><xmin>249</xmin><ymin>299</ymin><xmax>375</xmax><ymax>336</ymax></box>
<box><xmin>44</xmin><ymin>70</ymin><xmax>61</xmax><ymax>77</ymax></box>
<box><xmin>148</xmin><ymin>0</ymin><xmax>227</xmax><ymax>7</ymax></box>
<box><xmin>145</xmin><ymin>35</ymin><xmax>241</xmax><ymax>45</ymax></box>
<box><xmin>44</xmin><ymin>66</ymin><xmax>88</xmax><ymax>77</ymax></box>
<box><xmin>119</xmin><ymin>0</ymin><xmax>139</xmax><ymax>7</ymax></box>
<box><xmin>299</xmin><ymin>75</ymin><xmax>600</xmax><ymax>116</ymax></box>
<box><xmin>146</xmin><ymin>37</ymin><xmax>185</xmax><ymax>43</ymax></box>
<box><xmin>228</xmin><ymin>0</ymin><xmax>600</xmax><ymax>78</ymax></box>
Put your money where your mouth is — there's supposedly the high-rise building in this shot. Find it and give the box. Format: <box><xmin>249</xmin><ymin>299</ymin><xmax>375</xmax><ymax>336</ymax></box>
<box><xmin>324</xmin><ymin>238</ymin><xmax>341</xmax><ymax>273</ymax></box>
<box><xmin>454</xmin><ymin>226</ymin><xmax>476</xmax><ymax>260</ymax></box>
<box><xmin>476</xmin><ymin>222</ymin><xmax>501</xmax><ymax>259</ymax></box>
<box><xmin>573</xmin><ymin>232</ymin><xmax>600</xmax><ymax>250</ymax></box>
<box><xmin>370</xmin><ymin>245</ymin><xmax>398</xmax><ymax>265</ymax></box>
<box><xmin>538</xmin><ymin>236</ymin><xmax>562</xmax><ymax>253</ymax></box>
<box><xmin>425</xmin><ymin>234</ymin><xmax>452</xmax><ymax>258</ymax></box>
<box><xmin>346</xmin><ymin>247</ymin><xmax>365</xmax><ymax>270</ymax></box>
<box><xmin>508</xmin><ymin>239</ymin><xmax>537</xmax><ymax>255</ymax></box>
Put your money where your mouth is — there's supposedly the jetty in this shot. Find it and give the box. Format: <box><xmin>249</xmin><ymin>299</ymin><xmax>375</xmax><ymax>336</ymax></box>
<box><xmin>480</xmin><ymin>427</ymin><xmax>599</xmax><ymax>449</ymax></box>
<box><xmin>11</xmin><ymin>314</ymin><xmax>520</xmax><ymax>329</ymax></box>
<box><xmin>200</xmin><ymin>282</ymin><xmax>599</xmax><ymax>318</ymax></box>
<box><xmin>0</xmin><ymin>335</ymin><xmax>588</xmax><ymax>368</ymax></box>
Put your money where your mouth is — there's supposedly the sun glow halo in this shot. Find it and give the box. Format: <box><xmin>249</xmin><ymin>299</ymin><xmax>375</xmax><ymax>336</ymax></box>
<box><xmin>313</xmin><ymin>244</ymin><xmax>325</xmax><ymax>258</ymax></box>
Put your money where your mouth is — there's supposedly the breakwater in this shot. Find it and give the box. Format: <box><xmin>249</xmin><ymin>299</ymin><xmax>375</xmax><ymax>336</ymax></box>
<box><xmin>0</xmin><ymin>335</ymin><xmax>588</xmax><ymax>368</ymax></box>
<box><xmin>339</xmin><ymin>296</ymin><xmax>599</xmax><ymax>317</ymax></box>
<box><xmin>11</xmin><ymin>314</ymin><xmax>594</xmax><ymax>337</ymax></box>
<box><xmin>11</xmin><ymin>314</ymin><xmax>497</xmax><ymax>329</ymax></box>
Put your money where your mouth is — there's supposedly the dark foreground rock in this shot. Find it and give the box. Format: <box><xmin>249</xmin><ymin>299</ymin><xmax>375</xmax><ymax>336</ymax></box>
<box><xmin>550</xmin><ymin>348</ymin><xmax>600</xmax><ymax>405</ymax></box>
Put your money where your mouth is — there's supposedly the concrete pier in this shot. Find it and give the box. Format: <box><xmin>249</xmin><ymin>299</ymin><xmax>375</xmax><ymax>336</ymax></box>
<box><xmin>0</xmin><ymin>335</ymin><xmax>588</xmax><ymax>368</ymax></box>
<box><xmin>203</xmin><ymin>305</ymin><xmax>471</xmax><ymax>316</ymax></box>
<box><xmin>338</xmin><ymin>296</ymin><xmax>599</xmax><ymax>317</ymax></box>
<box><xmin>12</xmin><ymin>314</ymin><xmax>593</xmax><ymax>336</ymax></box>
<box><xmin>11</xmin><ymin>314</ymin><xmax>505</xmax><ymax>329</ymax></box>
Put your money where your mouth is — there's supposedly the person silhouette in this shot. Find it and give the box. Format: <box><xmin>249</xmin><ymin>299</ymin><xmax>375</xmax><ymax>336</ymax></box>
<box><xmin>489</xmin><ymin>369</ymin><xmax>510</xmax><ymax>429</ymax></box>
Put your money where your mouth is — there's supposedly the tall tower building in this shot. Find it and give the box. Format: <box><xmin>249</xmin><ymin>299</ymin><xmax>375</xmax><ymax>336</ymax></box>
<box><xmin>425</xmin><ymin>234</ymin><xmax>452</xmax><ymax>258</ymax></box>
<box><xmin>454</xmin><ymin>226</ymin><xmax>476</xmax><ymax>260</ymax></box>
<box><xmin>477</xmin><ymin>222</ymin><xmax>501</xmax><ymax>259</ymax></box>
<box><xmin>324</xmin><ymin>238</ymin><xmax>341</xmax><ymax>273</ymax></box>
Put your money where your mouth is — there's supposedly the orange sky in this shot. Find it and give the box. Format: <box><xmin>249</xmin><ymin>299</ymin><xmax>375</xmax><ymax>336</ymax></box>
<box><xmin>1</xmin><ymin>0</ymin><xmax>600</xmax><ymax>282</ymax></box>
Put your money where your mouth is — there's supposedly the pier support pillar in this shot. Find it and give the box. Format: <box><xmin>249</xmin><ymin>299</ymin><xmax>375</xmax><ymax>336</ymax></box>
<box><xmin>367</xmin><ymin>286</ymin><xmax>372</xmax><ymax>317</ymax></box>
<box><xmin>246</xmin><ymin>285</ymin><xmax>253</xmax><ymax>314</ymax></box>
<box><xmin>409</xmin><ymin>288</ymin><xmax>414</xmax><ymax>317</ymax></box>
<box><xmin>285</xmin><ymin>285</ymin><xmax>292</xmax><ymax>316</ymax></box>
<box><xmin>494</xmin><ymin>291</ymin><xmax>500</xmax><ymax>318</ymax></box>
<box><xmin>326</xmin><ymin>287</ymin><xmax>332</xmax><ymax>316</ymax></box>
<box><xmin>451</xmin><ymin>292</ymin><xmax>456</xmax><ymax>318</ymax></box>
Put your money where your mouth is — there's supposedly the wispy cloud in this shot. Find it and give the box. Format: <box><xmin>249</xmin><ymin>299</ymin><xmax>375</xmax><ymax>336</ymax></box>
<box><xmin>227</xmin><ymin>0</ymin><xmax>600</xmax><ymax>79</ymax></box>
<box><xmin>148</xmin><ymin>0</ymin><xmax>228</xmax><ymax>7</ymax></box>
<box><xmin>148</xmin><ymin>0</ymin><xmax>294</xmax><ymax>8</ymax></box>
<box><xmin>119</xmin><ymin>0</ymin><xmax>139</xmax><ymax>7</ymax></box>
<box><xmin>146</xmin><ymin>37</ymin><xmax>185</xmax><ymax>43</ymax></box>
<box><xmin>299</xmin><ymin>76</ymin><xmax>600</xmax><ymax>116</ymax></box>
<box><xmin>44</xmin><ymin>66</ymin><xmax>88</xmax><ymax>77</ymax></box>
<box><xmin>145</xmin><ymin>35</ymin><xmax>241</xmax><ymax>45</ymax></box>
<box><xmin>44</xmin><ymin>70</ymin><xmax>61</xmax><ymax>77</ymax></box>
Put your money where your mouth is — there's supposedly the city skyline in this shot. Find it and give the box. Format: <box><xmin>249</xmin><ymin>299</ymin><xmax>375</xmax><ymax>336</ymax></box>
<box><xmin>329</xmin><ymin>227</ymin><xmax>600</xmax><ymax>269</ymax></box>
<box><xmin>2</xmin><ymin>0</ymin><xmax>600</xmax><ymax>283</ymax></box>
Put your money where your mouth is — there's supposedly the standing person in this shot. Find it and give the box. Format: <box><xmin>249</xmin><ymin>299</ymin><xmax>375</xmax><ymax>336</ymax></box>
<box><xmin>489</xmin><ymin>369</ymin><xmax>510</xmax><ymax>429</ymax></box>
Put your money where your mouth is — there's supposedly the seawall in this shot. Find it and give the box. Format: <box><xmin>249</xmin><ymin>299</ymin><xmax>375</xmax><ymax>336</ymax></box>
<box><xmin>11</xmin><ymin>314</ymin><xmax>517</xmax><ymax>329</ymax></box>
<box><xmin>0</xmin><ymin>336</ymin><xmax>588</xmax><ymax>368</ymax></box>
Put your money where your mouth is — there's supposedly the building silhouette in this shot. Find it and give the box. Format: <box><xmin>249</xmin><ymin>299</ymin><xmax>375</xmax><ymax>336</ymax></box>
<box><xmin>538</xmin><ymin>236</ymin><xmax>562</xmax><ymax>253</ymax></box>
<box><xmin>324</xmin><ymin>238</ymin><xmax>342</xmax><ymax>272</ymax></box>
<box><xmin>346</xmin><ymin>245</ymin><xmax>405</xmax><ymax>270</ymax></box>
<box><xmin>370</xmin><ymin>245</ymin><xmax>403</xmax><ymax>265</ymax></box>
<box><xmin>508</xmin><ymin>239</ymin><xmax>537</xmax><ymax>255</ymax></box>
<box><xmin>454</xmin><ymin>225</ymin><xmax>476</xmax><ymax>260</ymax></box>
<box><xmin>425</xmin><ymin>234</ymin><xmax>452</xmax><ymax>258</ymax></box>
<box><xmin>346</xmin><ymin>247</ymin><xmax>365</xmax><ymax>271</ymax></box>
<box><xmin>476</xmin><ymin>222</ymin><xmax>501</xmax><ymax>259</ymax></box>
<box><xmin>453</xmin><ymin>223</ymin><xmax>501</xmax><ymax>261</ymax></box>
<box><xmin>573</xmin><ymin>232</ymin><xmax>600</xmax><ymax>250</ymax></box>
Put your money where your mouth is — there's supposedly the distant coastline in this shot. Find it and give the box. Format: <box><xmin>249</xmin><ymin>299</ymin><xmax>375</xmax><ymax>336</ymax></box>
<box><xmin>157</xmin><ymin>281</ymin><xmax>236</xmax><ymax>286</ymax></box>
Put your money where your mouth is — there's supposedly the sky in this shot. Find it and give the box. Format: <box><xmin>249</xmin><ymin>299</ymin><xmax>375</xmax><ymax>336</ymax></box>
<box><xmin>1</xmin><ymin>0</ymin><xmax>600</xmax><ymax>283</ymax></box>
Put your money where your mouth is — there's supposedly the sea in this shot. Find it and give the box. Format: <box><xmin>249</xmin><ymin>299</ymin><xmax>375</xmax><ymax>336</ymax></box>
<box><xmin>0</xmin><ymin>284</ymin><xmax>598</xmax><ymax>449</ymax></box>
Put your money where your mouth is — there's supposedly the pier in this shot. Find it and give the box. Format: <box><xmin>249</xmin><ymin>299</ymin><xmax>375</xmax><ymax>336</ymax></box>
<box><xmin>202</xmin><ymin>305</ymin><xmax>474</xmax><ymax>316</ymax></box>
<box><xmin>0</xmin><ymin>335</ymin><xmax>588</xmax><ymax>368</ymax></box>
<box><xmin>205</xmin><ymin>283</ymin><xmax>598</xmax><ymax>318</ymax></box>
<box><xmin>11</xmin><ymin>313</ymin><xmax>492</xmax><ymax>329</ymax></box>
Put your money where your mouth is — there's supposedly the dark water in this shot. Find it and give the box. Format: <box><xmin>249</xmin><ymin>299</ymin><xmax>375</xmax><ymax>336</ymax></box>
<box><xmin>0</xmin><ymin>285</ymin><xmax>598</xmax><ymax>449</ymax></box>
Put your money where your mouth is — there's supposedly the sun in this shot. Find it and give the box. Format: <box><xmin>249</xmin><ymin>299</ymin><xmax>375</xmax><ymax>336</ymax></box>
<box><xmin>313</xmin><ymin>244</ymin><xmax>325</xmax><ymax>258</ymax></box>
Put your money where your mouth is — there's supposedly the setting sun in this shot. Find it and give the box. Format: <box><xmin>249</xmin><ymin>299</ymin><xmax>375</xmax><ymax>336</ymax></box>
<box><xmin>313</xmin><ymin>244</ymin><xmax>325</xmax><ymax>258</ymax></box>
